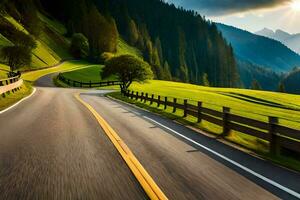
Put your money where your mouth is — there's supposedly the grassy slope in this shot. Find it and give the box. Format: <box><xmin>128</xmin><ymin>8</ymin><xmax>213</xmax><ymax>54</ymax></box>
<box><xmin>0</xmin><ymin>13</ymin><xmax>70</xmax><ymax>73</ymax></box>
<box><xmin>129</xmin><ymin>80</ymin><xmax>300</xmax><ymax>130</ymax></box>
<box><xmin>125</xmin><ymin>81</ymin><xmax>300</xmax><ymax>155</ymax></box>
<box><xmin>58</xmin><ymin>38</ymin><xmax>141</xmax><ymax>85</ymax></box>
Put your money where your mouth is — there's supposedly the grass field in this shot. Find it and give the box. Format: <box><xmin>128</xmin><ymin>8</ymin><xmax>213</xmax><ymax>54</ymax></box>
<box><xmin>62</xmin><ymin>65</ymin><xmax>104</xmax><ymax>82</ymax></box>
<box><xmin>129</xmin><ymin>80</ymin><xmax>300</xmax><ymax>129</ymax></box>
<box><xmin>109</xmin><ymin>80</ymin><xmax>300</xmax><ymax>157</ymax></box>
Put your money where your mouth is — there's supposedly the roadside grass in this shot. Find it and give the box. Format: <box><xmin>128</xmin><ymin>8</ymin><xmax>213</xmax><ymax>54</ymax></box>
<box><xmin>109</xmin><ymin>91</ymin><xmax>300</xmax><ymax>172</ymax></box>
<box><xmin>0</xmin><ymin>81</ymin><xmax>32</xmax><ymax>111</ymax></box>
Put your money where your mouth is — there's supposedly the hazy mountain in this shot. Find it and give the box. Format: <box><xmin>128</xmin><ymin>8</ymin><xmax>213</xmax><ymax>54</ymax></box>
<box><xmin>217</xmin><ymin>23</ymin><xmax>300</xmax><ymax>72</ymax></box>
<box><xmin>256</xmin><ymin>28</ymin><xmax>300</xmax><ymax>54</ymax></box>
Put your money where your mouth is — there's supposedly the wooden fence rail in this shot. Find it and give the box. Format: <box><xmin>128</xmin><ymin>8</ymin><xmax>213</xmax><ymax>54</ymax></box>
<box><xmin>122</xmin><ymin>89</ymin><xmax>300</xmax><ymax>157</ymax></box>
<box><xmin>57</xmin><ymin>74</ymin><xmax>122</xmax><ymax>88</ymax></box>
<box><xmin>0</xmin><ymin>76</ymin><xmax>22</xmax><ymax>96</ymax></box>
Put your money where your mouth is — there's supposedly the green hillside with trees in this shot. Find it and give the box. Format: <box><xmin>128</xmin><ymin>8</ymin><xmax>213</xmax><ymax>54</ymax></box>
<box><xmin>39</xmin><ymin>0</ymin><xmax>239</xmax><ymax>88</ymax></box>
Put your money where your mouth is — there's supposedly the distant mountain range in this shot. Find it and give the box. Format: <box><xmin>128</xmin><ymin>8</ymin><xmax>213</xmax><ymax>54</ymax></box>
<box><xmin>217</xmin><ymin>23</ymin><xmax>300</xmax><ymax>72</ymax></box>
<box><xmin>256</xmin><ymin>28</ymin><xmax>300</xmax><ymax>55</ymax></box>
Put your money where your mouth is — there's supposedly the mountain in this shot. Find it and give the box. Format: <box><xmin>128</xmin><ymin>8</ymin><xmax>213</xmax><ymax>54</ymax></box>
<box><xmin>217</xmin><ymin>23</ymin><xmax>300</xmax><ymax>72</ymax></box>
<box><xmin>256</xmin><ymin>28</ymin><xmax>300</xmax><ymax>55</ymax></box>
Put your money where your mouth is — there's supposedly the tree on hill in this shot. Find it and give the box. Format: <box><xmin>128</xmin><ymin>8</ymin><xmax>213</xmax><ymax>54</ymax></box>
<box><xmin>70</xmin><ymin>33</ymin><xmax>89</xmax><ymax>59</ymax></box>
<box><xmin>0</xmin><ymin>28</ymin><xmax>36</xmax><ymax>72</ymax></box>
<box><xmin>278</xmin><ymin>82</ymin><xmax>285</xmax><ymax>93</ymax></box>
<box><xmin>103</xmin><ymin>55</ymin><xmax>153</xmax><ymax>92</ymax></box>
<box><xmin>1</xmin><ymin>46</ymin><xmax>32</xmax><ymax>72</ymax></box>
<box><xmin>251</xmin><ymin>79</ymin><xmax>262</xmax><ymax>90</ymax></box>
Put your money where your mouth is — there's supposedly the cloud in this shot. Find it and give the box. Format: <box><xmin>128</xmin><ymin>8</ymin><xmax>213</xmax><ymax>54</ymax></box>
<box><xmin>166</xmin><ymin>0</ymin><xmax>292</xmax><ymax>16</ymax></box>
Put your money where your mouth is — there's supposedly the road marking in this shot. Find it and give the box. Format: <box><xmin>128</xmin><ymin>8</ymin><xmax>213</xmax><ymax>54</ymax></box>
<box><xmin>0</xmin><ymin>87</ymin><xmax>36</xmax><ymax>114</ymax></box>
<box><xmin>75</xmin><ymin>93</ymin><xmax>168</xmax><ymax>200</ymax></box>
<box><xmin>143</xmin><ymin>116</ymin><xmax>300</xmax><ymax>199</ymax></box>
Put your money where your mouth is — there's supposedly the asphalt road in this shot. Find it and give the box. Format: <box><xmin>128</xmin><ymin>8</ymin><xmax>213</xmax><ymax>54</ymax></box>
<box><xmin>1</xmin><ymin>73</ymin><xmax>300</xmax><ymax>199</ymax></box>
<box><xmin>0</xmin><ymin>75</ymin><xmax>147</xmax><ymax>199</ymax></box>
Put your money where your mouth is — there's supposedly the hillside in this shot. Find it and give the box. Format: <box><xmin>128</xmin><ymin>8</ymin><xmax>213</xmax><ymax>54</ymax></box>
<box><xmin>256</xmin><ymin>28</ymin><xmax>300</xmax><ymax>55</ymax></box>
<box><xmin>0</xmin><ymin>12</ymin><xmax>71</xmax><ymax>70</ymax></box>
<box><xmin>217</xmin><ymin>23</ymin><xmax>300</xmax><ymax>72</ymax></box>
<box><xmin>39</xmin><ymin>0</ymin><xmax>239</xmax><ymax>87</ymax></box>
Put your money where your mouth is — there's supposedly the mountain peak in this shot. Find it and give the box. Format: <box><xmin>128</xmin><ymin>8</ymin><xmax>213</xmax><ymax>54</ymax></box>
<box><xmin>256</xmin><ymin>28</ymin><xmax>274</xmax><ymax>37</ymax></box>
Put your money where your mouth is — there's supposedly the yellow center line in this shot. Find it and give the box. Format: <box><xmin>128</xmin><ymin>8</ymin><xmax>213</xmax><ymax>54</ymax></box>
<box><xmin>74</xmin><ymin>93</ymin><xmax>168</xmax><ymax>200</ymax></box>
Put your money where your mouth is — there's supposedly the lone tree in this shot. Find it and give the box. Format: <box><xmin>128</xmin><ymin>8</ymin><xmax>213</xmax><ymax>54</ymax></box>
<box><xmin>103</xmin><ymin>55</ymin><xmax>153</xmax><ymax>92</ymax></box>
<box><xmin>70</xmin><ymin>33</ymin><xmax>89</xmax><ymax>59</ymax></box>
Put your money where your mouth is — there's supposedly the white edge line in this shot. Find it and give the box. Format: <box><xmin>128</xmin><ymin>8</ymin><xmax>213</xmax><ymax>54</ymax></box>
<box><xmin>0</xmin><ymin>87</ymin><xmax>37</xmax><ymax>114</ymax></box>
<box><xmin>143</xmin><ymin>116</ymin><xmax>300</xmax><ymax>199</ymax></box>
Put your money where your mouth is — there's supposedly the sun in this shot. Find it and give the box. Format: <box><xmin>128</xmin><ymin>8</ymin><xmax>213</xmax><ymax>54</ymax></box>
<box><xmin>291</xmin><ymin>1</ymin><xmax>300</xmax><ymax>11</ymax></box>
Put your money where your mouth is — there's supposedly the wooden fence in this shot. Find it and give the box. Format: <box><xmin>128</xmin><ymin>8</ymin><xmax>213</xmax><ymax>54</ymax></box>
<box><xmin>122</xmin><ymin>90</ymin><xmax>300</xmax><ymax>157</ymax></box>
<box><xmin>0</xmin><ymin>76</ymin><xmax>22</xmax><ymax>96</ymax></box>
<box><xmin>57</xmin><ymin>73</ymin><xmax>122</xmax><ymax>88</ymax></box>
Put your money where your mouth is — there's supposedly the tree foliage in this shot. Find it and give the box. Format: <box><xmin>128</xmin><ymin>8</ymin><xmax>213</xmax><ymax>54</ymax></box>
<box><xmin>70</xmin><ymin>33</ymin><xmax>89</xmax><ymax>59</ymax></box>
<box><xmin>103</xmin><ymin>55</ymin><xmax>153</xmax><ymax>91</ymax></box>
<box><xmin>1</xmin><ymin>46</ymin><xmax>32</xmax><ymax>71</ymax></box>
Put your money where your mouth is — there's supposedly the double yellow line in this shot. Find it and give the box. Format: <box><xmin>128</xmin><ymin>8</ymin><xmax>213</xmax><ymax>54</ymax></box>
<box><xmin>75</xmin><ymin>93</ymin><xmax>168</xmax><ymax>200</ymax></box>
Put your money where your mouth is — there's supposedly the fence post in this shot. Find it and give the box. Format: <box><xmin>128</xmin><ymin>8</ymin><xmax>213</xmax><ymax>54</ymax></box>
<box><xmin>150</xmin><ymin>94</ymin><xmax>154</xmax><ymax>105</ymax></box>
<box><xmin>269</xmin><ymin>116</ymin><xmax>280</xmax><ymax>156</ymax></box>
<box><xmin>145</xmin><ymin>93</ymin><xmax>148</xmax><ymax>103</ymax></box>
<box><xmin>80</xmin><ymin>82</ymin><xmax>82</xmax><ymax>87</ymax></box>
<box><xmin>136</xmin><ymin>92</ymin><xmax>139</xmax><ymax>100</ymax></box>
<box><xmin>164</xmin><ymin>97</ymin><xmax>167</xmax><ymax>110</ymax></box>
<box><xmin>89</xmin><ymin>81</ymin><xmax>92</xmax><ymax>88</ymax></box>
<box><xmin>158</xmin><ymin>95</ymin><xmax>161</xmax><ymax>107</ymax></box>
<box><xmin>173</xmin><ymin>98</ymin><xmax>177</xmax><ymax>113</ymax></box>
<box><xmin>197</xmin><ymin>101</ymin><xmax>202</xmax><ymax>123</ymax></box>
<box><xmin>131</xmin><ymin>91</ymin><xmax>134</xmax><ymax>99</ymax></box>
<box><xmin>141</xmin><ymin>92</ymin><xmax>144</xmax><ymax>101</ymax></box>
<box><xmin>183</xmin><ymin>99</ymin><xmax>188</xmax><ymax>117</ymax></box>
<box><xmin>222</xmin><ymin>107</ymin><xmax>230</xmax><ymax>136</ymax></box>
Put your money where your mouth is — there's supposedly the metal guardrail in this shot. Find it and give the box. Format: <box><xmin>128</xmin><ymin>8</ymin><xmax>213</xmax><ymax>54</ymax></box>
<box><xmin>123</xmin><ymin>90</ymin><xmax>300</xmax><ymax>157</ymax></box>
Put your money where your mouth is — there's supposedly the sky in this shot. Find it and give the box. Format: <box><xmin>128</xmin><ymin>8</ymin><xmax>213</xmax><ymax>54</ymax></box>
<box><xmin>166</xmin><ymin>0</ymin><xmax>300</xmax><ymax>34</ymax></box>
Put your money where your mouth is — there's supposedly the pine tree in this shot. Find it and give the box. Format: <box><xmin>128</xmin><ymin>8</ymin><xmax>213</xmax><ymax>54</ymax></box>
<box><xmin>278</xmin><ymin>82</ymin><xmax>285</xmax><ymax>93</ymax></box>
<box><xmin>251</xmin><ymin>79</ymin><xmax>262</xmax><ymax>90</ymax></box>
<box><xmin>202</xmin><ymin>73</ymin><xmax>210</xmax><ymax>87</ymax></box>
<box><xmin>163</xmin><ymin>61</ymin><xmax>172</xmax><ymax>80</ymax></box>
<box><xmin>128</xmin><ymin>19</ymin><xmax>139</xmax><ymax>45</ymax></box>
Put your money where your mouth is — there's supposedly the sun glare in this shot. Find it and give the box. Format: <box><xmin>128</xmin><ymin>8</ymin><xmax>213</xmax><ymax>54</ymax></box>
<box><xmin>291</xmin><ymin>1</ymin><xmax>300</xmax><ymax>11</ymax></box>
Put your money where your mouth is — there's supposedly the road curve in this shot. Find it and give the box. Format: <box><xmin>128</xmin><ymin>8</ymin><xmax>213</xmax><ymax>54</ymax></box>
<box><xmin>81</xmin><ymin>91</ymin><xmax>300</xmax><ymax>200</ymax></box>
<box><xmin>0</xmin><ymin>75</ymin><xmax>148</xmax><ymax>199</ymax></box>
